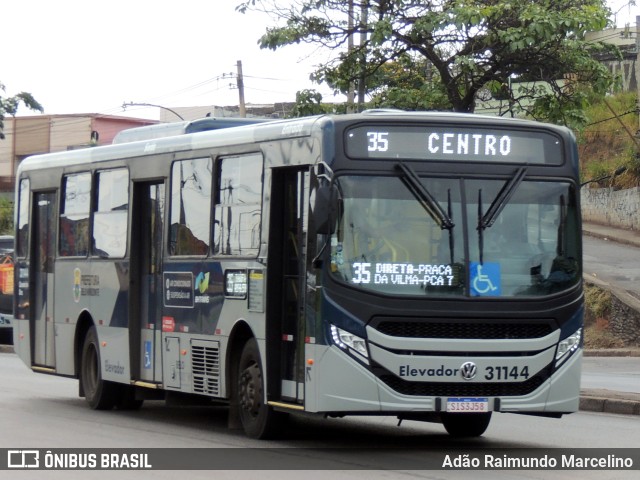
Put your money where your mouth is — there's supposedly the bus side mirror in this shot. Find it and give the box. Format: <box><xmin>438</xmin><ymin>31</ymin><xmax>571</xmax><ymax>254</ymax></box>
<box><xmin>313</xmin><ymin>185</ymin><xmax>338</xmax><ymax>235</ymax></box>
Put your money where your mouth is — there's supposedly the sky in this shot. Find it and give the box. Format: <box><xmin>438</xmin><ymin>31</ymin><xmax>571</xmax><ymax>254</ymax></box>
<box><xmin>3</xmin><ymin>0</ymin><xmax>640</xmax><ymax>121</ymax></box>
<box><xmin>3</xmin><ymin>0</ymin><xmax>339</xmax><ymax>120</ymax></box>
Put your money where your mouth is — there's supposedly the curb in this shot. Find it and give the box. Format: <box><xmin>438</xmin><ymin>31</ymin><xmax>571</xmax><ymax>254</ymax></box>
<box><xmin>584</xmin><ymin>349</ymin><xmax>640</xmax><ymax>357</ymax></box>
<box><xmin>580</xmin><ymin>389</ymin><xmax>640</xmax><ymax>416</ymax></box>
<box><xmin>582</xmin><ymin>224</ymin><xmax>640</xmax><ymax>250</ymax></box>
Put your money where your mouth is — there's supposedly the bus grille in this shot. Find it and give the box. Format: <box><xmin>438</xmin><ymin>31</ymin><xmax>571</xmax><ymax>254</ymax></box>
<box><xmin>372</xmin><ymin>319</ymin><xmax>553</xmax><ymax>339</ymax></box>
<box><xmin>378</xmin><ymin>368</ymin><xmax>550</xmax><ymax>397</ymax></box>
<box><xmin>191</xmin><ymin>340</ymin><xmax>220</xmax><ymax>396</ymax></box>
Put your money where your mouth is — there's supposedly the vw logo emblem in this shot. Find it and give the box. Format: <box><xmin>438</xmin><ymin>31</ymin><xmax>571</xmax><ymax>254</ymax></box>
<box><xmin>460</xmin><ymin>362</ymin><xmax>477</xmax><ymax>380</ymax></box>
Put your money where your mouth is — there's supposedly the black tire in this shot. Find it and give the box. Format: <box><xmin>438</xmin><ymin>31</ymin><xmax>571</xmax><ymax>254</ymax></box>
<box><xmin>237</xmin><ymin>338</ymin><xmax>287</xmax><ymax>439</ymax></box>
<box><xmin>0</xmin><ymin>328</ymin><xmax>12</xmax><ymax>345</ymax></box>
<box><xmin>440</xmin><ymin>412</ymin><xmax>492</xmax><ymax>437</ymax></box>
<box><xmin>115</xmin><ymin>385</ymin><xmax>144</xmax><ymax>410</ymax></box>
<box><xmin>80</xmin><ymin>326</ymin><xmax>118</xmax><ymax>410</ymax></box>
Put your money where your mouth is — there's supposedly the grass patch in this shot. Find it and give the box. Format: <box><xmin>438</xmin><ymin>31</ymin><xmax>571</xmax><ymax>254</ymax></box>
<box><xmin>583</xmin><ymin>282</ymin><xmax>624</xmax><ymax>349</ymax></box>
<box><xmin>584</xmin><ymin>325</ymin><xmax>625</xmax><ymax>349</ymax></box>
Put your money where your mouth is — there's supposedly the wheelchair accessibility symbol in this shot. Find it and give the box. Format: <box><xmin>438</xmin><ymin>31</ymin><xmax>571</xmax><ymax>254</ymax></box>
<box><xmin>144</xmin><ymin>340</ymin><xmax>152</xmax><ymax>369</ymax></box>
<box><xmin>470</xmin><ymin>262</ymin><xmax>501</xmax><ymax>296</ymax></box>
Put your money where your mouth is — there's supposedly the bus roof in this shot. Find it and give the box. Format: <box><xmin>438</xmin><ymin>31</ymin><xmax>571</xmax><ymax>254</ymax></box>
<box><xmin>111</xmin><ymin>117</ymin><xmax>272</xmax><ymax>144</ymax></box>
<box><xmin>17</xmin><ymin>115</ymin><xmax>326</xmax><ymax>174</ymax></box>
<box><xmin>17</xmin><ymin>111</ymin><xmax>573</xmax><ymax>175</ymax></box>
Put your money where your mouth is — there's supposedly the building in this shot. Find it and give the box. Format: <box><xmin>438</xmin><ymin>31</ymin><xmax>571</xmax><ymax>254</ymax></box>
<box><xmin>585</xmin><ymin>26</ymin><xmax>637</xmax><ymax>93</ymax></box>
<box><xmin>0</xmin><ymin>114</ymin><xmax>156</xmax><ymax>196</ymax></box>
<box><xmin>160</xmin><ymin>103</ymin><xmax>294</xmax><ymax>122</ymax></box>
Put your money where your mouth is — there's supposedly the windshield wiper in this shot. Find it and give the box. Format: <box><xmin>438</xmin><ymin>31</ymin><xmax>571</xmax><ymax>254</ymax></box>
<box><xmin>395</xmin><ymin>162</ymin><xmax>454</xmax><ymax>230</ymax></box>
<box><xmin>478</xmin><ymin>167</ymin><xmax>527</xmax><ymax>231</ymax></box>
<box><xmin>477</xmin><ymin>167</ymin><xmax>527</xmax><ymax>264</ymax></box>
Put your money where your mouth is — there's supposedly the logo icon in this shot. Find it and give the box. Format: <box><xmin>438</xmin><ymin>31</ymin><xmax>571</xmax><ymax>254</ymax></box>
<box><xmin>460</xmin><ymin>362</ymin><xmax>478</xmax><ymax>380</ymax></box>
<box><xmin>8</xmin><ymin>450</ymin><xmax>40</xmax><ymax>468</ymax></box>
<box><xmin>73</xmin><ymin>268</ymin><xmax>81</xmax><ymax>303</ymax></box>
<box><xmin>195</xmin><ymin>271</ymin><xmax>210</xmax><ymax>294</ymax></box>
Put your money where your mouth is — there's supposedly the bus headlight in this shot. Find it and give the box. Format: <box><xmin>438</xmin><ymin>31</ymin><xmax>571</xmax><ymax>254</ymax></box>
<box><xmin>331</xmin><ymin>325</ymin><xmax>369</xmax><ymax>364</ymax></box>
<box><xmin>555</xmin><ymin>327</ymin><xmax>582</xmax><ymax>366</ymax></box>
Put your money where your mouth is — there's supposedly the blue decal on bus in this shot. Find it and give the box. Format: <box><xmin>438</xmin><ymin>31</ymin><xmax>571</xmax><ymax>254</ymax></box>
<box><xmin>144</xmin><ymin>341</ymin><xmax>152</xmax><ymax>369</ymax></box>
<box><xmin>470</xmin><ymin>262</ymin><xmax>501</xmax><ymax>296</ymax></box>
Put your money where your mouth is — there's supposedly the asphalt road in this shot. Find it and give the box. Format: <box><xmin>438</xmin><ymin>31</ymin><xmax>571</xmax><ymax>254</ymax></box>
<box><xmin>581</xmin><ymin>356</ymin><xmax>640</xmax><ymax>393</ymax></box>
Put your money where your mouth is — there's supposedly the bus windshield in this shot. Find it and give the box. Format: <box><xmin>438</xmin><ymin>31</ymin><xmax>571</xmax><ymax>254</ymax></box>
<box><xmin>329</xmin><ymin>174</ymin><xmax>580</xmax><ymax>297</ymax></box>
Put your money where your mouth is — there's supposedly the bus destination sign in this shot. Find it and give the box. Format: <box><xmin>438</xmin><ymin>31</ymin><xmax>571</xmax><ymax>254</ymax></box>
<box><xmin>345</xmin><ymin>125</ymin><xmax>562</xmax><ymax>164</ymax></box>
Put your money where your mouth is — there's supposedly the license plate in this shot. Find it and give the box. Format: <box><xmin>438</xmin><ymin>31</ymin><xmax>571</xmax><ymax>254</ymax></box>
<box><xmin>446</xmin><ymin>397</ymin><xmax>489</xmax><ymax>413</ymax></box>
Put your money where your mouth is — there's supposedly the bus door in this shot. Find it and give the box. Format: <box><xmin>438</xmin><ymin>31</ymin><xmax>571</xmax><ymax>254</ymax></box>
<box><xmin>267</xmin><ymin>168</ymin><xmax>309</xmax><ymax>404</ymax></box>
<box><xmin>31</xmin><ymin>191</ymin><xmax>57</xmax><ymax>368</ymax></box>
<box><xmin>129</xmin><ymin>181</ymin><xmax>165</xmax><ymax>384</ymax></box>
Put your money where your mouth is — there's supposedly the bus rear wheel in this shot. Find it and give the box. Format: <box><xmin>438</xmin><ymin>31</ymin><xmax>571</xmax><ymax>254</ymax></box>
<box><xmin>237</xmin><ymin>338</ymin><xmax>286</xmax><ymax>439</ymax></box>
<box><xmin>440</xmin><ymin>412</ymin><xmax>492</xmax><ymax>437</ymax></box>
<box><xmin>80</xmin><ymin>326</ymin><xmax>118</xmax><ymax>410</ymax></box>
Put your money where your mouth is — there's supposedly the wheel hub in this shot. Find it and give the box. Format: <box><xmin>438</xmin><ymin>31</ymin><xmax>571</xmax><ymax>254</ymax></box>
<box><xmin>239</xmin><ymin>362</ymin><xmax>262</xmax><ymax>417</ymax></box>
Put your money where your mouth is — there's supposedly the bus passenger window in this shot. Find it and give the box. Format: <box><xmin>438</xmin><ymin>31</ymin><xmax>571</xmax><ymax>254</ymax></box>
<box><xmin>59</xmin><ymin>172</ymin><xmax>91</xmax><ymax>257</ymax></box>
<box><xmin>169</xmin><ymin>158</ymin><xmax>212</xmax><ymax>256</ymax></box>
<box><xmin>17</xmin><ymin>178</ymin><xmax>30</xmax><ymax>258</ymax></box>
<box><xmin>214</xmin><ymin>154</ymin><xmax>263</xmax><ymax>256</ymax></box>
<box><xmin>92</xmin><ymin>169</ymin><xmax>129</xmax><ymax>258</ymax></box>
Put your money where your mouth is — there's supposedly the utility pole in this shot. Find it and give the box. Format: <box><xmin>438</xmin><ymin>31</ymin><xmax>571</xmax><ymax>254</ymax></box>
<box><xmin>236</xmin><ymin>60</ymin><xmax>246</xmax><ymax>118</ymax></box>
<box><xmin>636</xmin><ymin>16</ymin><xmax>640</xmax><ymax>136</ymax></box>
<box><xmin>347</xmin><ymin>0</ymin><xmax>355</xmax><ymax>112</ymax></box>
<box><xmin>357</xmin><ymin>2</ymin><xmax>369</xmax><ymax>109</ymax></box>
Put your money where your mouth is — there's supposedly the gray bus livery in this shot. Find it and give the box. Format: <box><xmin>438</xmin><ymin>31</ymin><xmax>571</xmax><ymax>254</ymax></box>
<box><xmin>13</xmin><ymin>111</ymin><xmax>583</xmax><ymax>438</ymax></box>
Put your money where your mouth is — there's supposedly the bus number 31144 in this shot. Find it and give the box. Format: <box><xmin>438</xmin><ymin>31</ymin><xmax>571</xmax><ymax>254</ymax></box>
<box><xmin>485</xmin><ymin>366</ymin><xmax>530</xmax><ymax>380</ymax></box>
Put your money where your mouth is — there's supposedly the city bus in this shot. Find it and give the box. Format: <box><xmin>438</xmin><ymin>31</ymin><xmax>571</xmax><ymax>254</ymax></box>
<box><xmin>13</xmin><ymin>111</ymin><xmax>583</xmax><ymax>439</ymax></box>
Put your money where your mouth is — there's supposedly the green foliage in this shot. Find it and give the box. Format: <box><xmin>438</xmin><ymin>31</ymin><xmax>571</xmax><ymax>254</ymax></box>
<box><xmin>0</xmin><ymin>198</ymin><xmax>14</xmax><ymax>235</ymax></box>
<box><xmin>0</xmin><ymin>82</ymin><xmax>44</xmax><ymax>140</ymax></box>
<box><xmin>579</xmin><ymin>92</ymin><xmax>640</xmax><ymax>188</ymax></box>
<box><xmin>289</xmin><ymin>89</ymin><xmax>335</xmax><ymax>117</ymax></box>
<box><xmin>238</xmin><ymin>0</ymin><xmax>617</xmax><ymax>124</ymax></box>
<box><xmin>584</xmin><ymin>283</ymin><xmax>611</xmax><ymax>325</ymax></box>
<box><xmin>367</xmin><ymin>55</ymin><xmax>451</xmax><ymax>110</ymax></box>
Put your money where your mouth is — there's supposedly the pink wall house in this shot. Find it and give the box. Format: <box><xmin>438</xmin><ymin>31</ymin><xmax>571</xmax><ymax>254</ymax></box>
<box><xmin>0</xmin><ymin>114</ymin><xmax>157</xmax><ymax>193</ymax></box>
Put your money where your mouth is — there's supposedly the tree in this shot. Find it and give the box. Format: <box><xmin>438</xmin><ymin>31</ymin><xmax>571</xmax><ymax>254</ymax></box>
<box><xmin>0</xmin><ymin>82</ymin><xmax>43</xmax><ymax>139</ymax></box>
<box><xmin>288</xmin><ymin>88</ymin><xmax>349</xmax><ymax>117</ymax></box>
<box><xmin>237</xmin><ymin>0</ymin><xmax>618</xmax><ymax>125</ymax></box>
<box><xmin>0</xmin><ymin>198</ymin><xmax>13</xmax><ymax>234</ymax></box>
<box><xmin>366</xmin><ymin>54</ymin><xmax>451</xmax><ymax>110</ymax></box>
<box><xmin>290</xmin><ymin>89</ymin><xmax>331</xmax><ymax>117</ymax></box>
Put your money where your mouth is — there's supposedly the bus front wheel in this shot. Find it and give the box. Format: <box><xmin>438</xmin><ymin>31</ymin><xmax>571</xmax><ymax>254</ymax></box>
<box><xmin>237</xmin><ymin>338</ymin><xmax>286</xmax><ymax>439</ymax></box>
<box><xmin>440</xmin><ymin>412</ymin><xmax>492</xmax><ymax>437</ymax></box>
<box><xmin>80</xmin><ymin>326</ymin><xmax>118</xmax><ymax>410</ymax></box>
